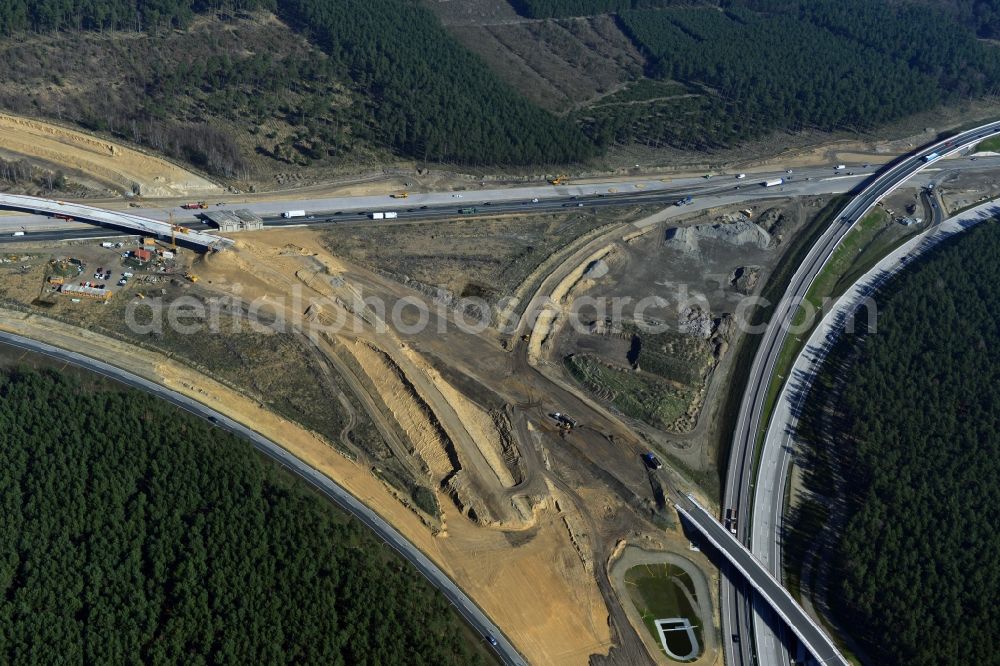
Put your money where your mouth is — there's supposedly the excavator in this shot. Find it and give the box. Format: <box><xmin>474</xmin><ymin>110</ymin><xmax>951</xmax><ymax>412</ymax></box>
<box><xmin>548</xmin><ymin>175</ymin><xmax>568</xmax><ymax>186</ymax></box>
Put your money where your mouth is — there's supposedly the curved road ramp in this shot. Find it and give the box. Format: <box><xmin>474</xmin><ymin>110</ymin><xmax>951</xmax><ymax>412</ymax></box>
<box><xmin>675</xmin><ymin>495</ymin><xmax>848</xmax><ymax>666</ymax></box>
<box><xmin>0</xmin><ymin>193</ymin><xmax>232</xmax><ymax>251</ymax></box>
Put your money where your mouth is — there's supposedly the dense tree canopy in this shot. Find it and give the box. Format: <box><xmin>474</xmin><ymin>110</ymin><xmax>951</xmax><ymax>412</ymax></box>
<box><xmin>0</xmin><ymin>367</ymin><xmax>485</xmax><ymax>665</ymax></box>
<box><xmin>508</xmin><ymin>0</ymin><xmax>684</xmax><ymax>19</ymax></box>
<box><xmin>1</xmin><ymin>0</ymin><xmax>1000</xmax><ymax>164</ymax></box>
<box><xmin>607</xmin><ymin>1</ymin><xmax>1000</xmax><ymax>148</ymax></box>
<box><xmin>812</xmin><ymin>222</ymin><xmax>1000</xmax><ymax>664</ymax></box>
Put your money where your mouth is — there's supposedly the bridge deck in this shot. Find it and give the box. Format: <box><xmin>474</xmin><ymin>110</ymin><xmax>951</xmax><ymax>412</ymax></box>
<box><xmin>676</xmin><ymin>495</ymin><xmax>848</xmax><ymax>666</ymax></box>
<box><xmin>0</xmin><ymin>194</ymin><xmax>232</xmax><ymax>251</ymax></box>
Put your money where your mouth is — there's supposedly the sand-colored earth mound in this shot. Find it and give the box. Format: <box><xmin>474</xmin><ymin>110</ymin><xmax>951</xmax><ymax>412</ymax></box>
<box><xmin>0</xmin><ymin>113</ymin><xmax>222</xmax><ymax>197</ymax></box>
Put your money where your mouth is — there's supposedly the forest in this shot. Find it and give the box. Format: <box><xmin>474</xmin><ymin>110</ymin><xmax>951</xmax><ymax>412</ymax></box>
<box><xmin>0</xmin><ymin>366</ymin><xmax>487</xmax><ymax>665</ymax></box>
<box><xmin>604</xmin><ymin>1</ymin><xmax>1000</xmax><ymax>149</ymax></box>
<box><xmin>1</xmin><ymin>0</ymin><xmax>1000</xmax><ymax>168</ymax></box>
<box><xmin>508</xmin><ymin>0</ymin><xmax>683</xmax><ymax>19</ymax></box>
<box><xmin>0</xmin><ymin>0</ymin><xmax>593</xmax><ymax>168</ymax></box>
<box><xmin>795</xmin><ymin>222</ymin><xmax>1000</xmax><ymax>664</ymax></box>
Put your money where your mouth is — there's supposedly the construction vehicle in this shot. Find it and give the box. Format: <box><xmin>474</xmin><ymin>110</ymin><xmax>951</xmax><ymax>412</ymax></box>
<box><xmin>548</xmin><ymin>175</ymin><xmax>567</xmax><ymax>185</ymax></box>
<box><xmin>390</xmin><ymin>192</ymin><xmax>409</xmax><ymax>199</ymax></box>
<box><xmin>550</xmin><ymin>412</ymin><xmax>577</xmax><ymax>430</ymax></box>
<box><xmin>184</xmin><ymin>273</ymin><xmax>199</xmax><ymax>283</ymax></box>
<box><xmin>181</xmin><ymin>202</ymin><xmax>208</xmax><ymax>210</ymax></box>
<box><xmin>167</xmin><ymin>212</ymin><xmax>191</xmax><ymax>250</ymax></box>
<box><xmin>641</xmin><ymin>452</ymin><xmax>663</xmax><ymax>470</ymax></box>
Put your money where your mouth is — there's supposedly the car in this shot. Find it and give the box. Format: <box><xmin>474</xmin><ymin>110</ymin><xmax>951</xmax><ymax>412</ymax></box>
<box><xmin>641</xmin><ymin>452</ymin><xmax>663</xmax><ymax>470</ymax></box>
<box><xmin>735</xmin><ymin>185</ymin><xmax>741</xmax><ymax>190</ymax></box>
<box><xmin>971</xmin><ymin>157</ymin><xmax>978</xmax><ymax>161</ymax></box>
<box><xmin>577</xmin><ymin>202</ymin><xmax>584</xmax><ymax>207</ymax></box>
<box><xmin>334</xmin><ymin>211</ymin><xmax>343</xmax><ymax>215</ymax></box>
<box><xmin>863</xmin><ymin>163</ymin><xmax>870</xmax><ymax>168</ymax></box>
<box><xmin>786</xmin><ymin>169</ymin><xmax>793</xmax><ymax>174</ymax></box>
<box><xmin>487</xmin><ymin>635</ymin><xmax>498</xmax><ymax>647</ymax></box>
<box><xmin>531</xmin><ymin>198</ymin><xmax>539</xmax><ymax>203</ymax></box>
<box><xmin>484</xmin><ymin>201</ymin><xmax>492</xmax><ymax>205</ymax></box>
<box><xmin>420</xmin><ymin>205</ymin><xmax>429</xmax><ymax>209</ymax></box>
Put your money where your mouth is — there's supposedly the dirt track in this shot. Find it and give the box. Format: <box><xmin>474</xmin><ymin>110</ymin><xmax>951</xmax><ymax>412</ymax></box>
<box><xmin>0</xmin><ymin>112</ymin><xmax>222</xmax><ymax>196</ymax></box>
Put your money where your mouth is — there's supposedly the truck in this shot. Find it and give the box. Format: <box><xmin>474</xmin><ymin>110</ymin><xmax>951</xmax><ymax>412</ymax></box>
<box><xmin>459</xmin><ymin>207</ymin><xmax>478</xmax><ymax>214</ymax></box>
<box><xmin>101</xmin><ymin>242</ymin><xmax>116</xmax><ymax>248</ymax></box>
<box><xmin>11</xmin><ymin>231</ymin><xmax>24</xmax><ymax>236</ymax></box>
<box><xmin>736</xmin><ymin>173</ymin><xmax>746</xmax><ymax>179</ymax></box>
<box><xmin>281</xmin><ymin>210</ymin><xmax>306</xmax><ymax>219</ymax></box>
<box><xmin>674</xmin><ymin>195</ymin><xmax>693</xmax><ymax>206</ymax></box>
<box><xmin>384</xmin><ymin>211</ymin><xmax>398</xmax><ymax>219</ymax></box>
<box><xmin>726</xmin><ymin>508</ymin><xmax>738</xmax><ymax>534</ymax></box>
<box><xmin>835</xmin><ymin>164</ymin><xmax>846</xmax><ymax>170</ymax></box>
<box><xmin>923</xmin><ymin>152</ymin><xmax>940</xmax><ymax>163</ymax></box>
<box><xmin>641</xmin><ymin>453</ymin><xmax>663</xmax><ymax>470</ymax></box>
<box><xmin>370</xmin><ymin>212</ymin><xmax>385</xmax><ymax>220</ymax></box>
<box><xmin>763</xmin><ymin>178</ymin><xmax>784</xmax><ymax>187</ymax></box>
<box><xmin>181</xmin><ymin>202</ymin><xmax>208</xmax><ymax>210</ymax></box>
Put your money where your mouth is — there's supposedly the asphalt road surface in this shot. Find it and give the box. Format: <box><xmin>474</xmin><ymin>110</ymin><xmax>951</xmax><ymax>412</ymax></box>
<box><xmin>0</xmin><ymin>331</ymin><xmax>527</xmax><ymax>666</ymax></box>
<box><xmin>753</xmin><ymin>198</ymin><xmax>1000</xmax><ymax>666</ymax></box>
<box><xmin>675</xmin><ymin>496</ymin><xmax>843</xmax><ymax>665</ymax></box>
<box><xmin>725</xmin><ymin>120</ymin><xmax>1000</xmax><ymax>666</ymax></box>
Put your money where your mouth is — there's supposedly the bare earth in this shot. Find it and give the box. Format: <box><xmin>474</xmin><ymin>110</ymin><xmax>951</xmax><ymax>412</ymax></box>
<box><xmin>0</xmin><ymin>307</ymin><xmax>610</xmax><ymax>665</ymax></box>
<box><xmin>0</xmin><ymin>112</ymin><xmax>222</xmax><ymax>197</ymax></box>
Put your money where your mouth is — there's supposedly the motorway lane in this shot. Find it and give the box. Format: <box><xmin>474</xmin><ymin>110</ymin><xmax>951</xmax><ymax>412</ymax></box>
<box><xmin>675</xmin><ymin>496</ymin><xmax>843</xmax><ymax>664</ymax></box>
<box><xmin>753</xmin><ymin>199</ymin><xmax>999</xmax><ymax>666</ymax></box>
<box><xmin>7</xmin><ymin>155</ymin><xmax>999</xmax><ymax>245</ymax></box>
<box><xmin>725</xmin><ymin>121</ymin><xmax>1000</xmax><ymax>666</ymax></box>
<box><xmin>0</xmin><ymin>331</ymin><xmax>527</xmax><ymax>666</ymax></box>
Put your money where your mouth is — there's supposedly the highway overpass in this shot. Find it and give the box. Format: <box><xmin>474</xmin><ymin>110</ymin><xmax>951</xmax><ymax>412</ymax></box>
<box><xmin>675</xmin><ymin>495</ymin><xmax>848</xmax><ymax>666</ymax></box>
<box><xmin>0</xmin><ymin>194</ymin><xmax>232</xmax><ymax>251</ymax></box>
<box><xmin>724</xmin><ymin>119</ymin><xmax>1000</xmax><ymax>666</ymax></box>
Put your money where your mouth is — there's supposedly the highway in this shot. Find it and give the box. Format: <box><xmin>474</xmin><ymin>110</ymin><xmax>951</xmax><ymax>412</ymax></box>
<box><xmin>674</xmin><ymin>495</ymin><xmax>843</xmax><ymax>664</ymax></box>
<box><xmin>0</xmin><ymin>331</ymin><xmax>527</xmax><ymax>666</ymax></box>
<box><xmin>4</xmin><ymin>158</ymin><xmax>994</xmax><ymax>246</ymax></box>
<box><xmin>753</xmin><ymin>198</ymin><xmax>1000</xmax><ymax>666</ymax></box>
<box><xmin>724</xmin><ymin>119</ymin><xmax>1000</xmax><ymax>666</ymax></box>
<box><xmin>1</xmin><ymin>138</ymin><xmax>998</xmax><ymax>665</ymax></box>
<box><xmin>0</xmin><ymin>194</ymin><xmax>232</xmax><ymax>250</ymax></box>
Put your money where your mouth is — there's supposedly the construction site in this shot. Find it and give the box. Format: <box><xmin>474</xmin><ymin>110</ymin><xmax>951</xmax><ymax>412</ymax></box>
<box><xmin>0</xmin><ymin>190</ymin><xmax>823</xmax><ymax>666</ymax></box>
<box><xmin>0</xmin><ymin>106</ymin><xmax>988</xmax><ymax>665</ymax></box>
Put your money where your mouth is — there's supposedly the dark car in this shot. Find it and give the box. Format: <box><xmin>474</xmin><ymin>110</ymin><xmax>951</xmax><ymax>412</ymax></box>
<box><xmin>641</xmin><ymin>452</ymin><xmax>663</xmax><ymax>470</ymax></box>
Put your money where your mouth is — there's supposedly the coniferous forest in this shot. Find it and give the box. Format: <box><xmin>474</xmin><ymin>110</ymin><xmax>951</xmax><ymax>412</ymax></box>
<box><xmin>1</xmin><ymin>1</ymin><xmax>1000</xmax><ymax>167</ymax></box>
<box><xmin>0</xmin><ymin>366</ymin><xmax>485</xmax><ymax>665</ymax></box>
<box><xmin>803</xmin><ymin>221</ymin><xmax>1000</xmax><ymax>665</ymax></box>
